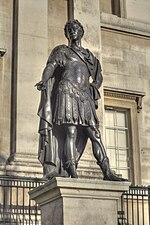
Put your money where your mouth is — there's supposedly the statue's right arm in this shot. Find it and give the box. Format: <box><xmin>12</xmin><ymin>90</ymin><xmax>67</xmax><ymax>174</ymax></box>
<box><xmin>35</xmin><ymin>45</ymin><xmax>66</xmax><ymax>91</ymax></box>
<box><xmin>35</xmin><ymin>61</ymin><xmax>57</xmax><ymax>91</ymax></box>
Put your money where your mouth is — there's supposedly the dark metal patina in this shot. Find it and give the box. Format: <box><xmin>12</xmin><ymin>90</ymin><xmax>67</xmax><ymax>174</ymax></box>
<box><xmin>36</xmin><ymin>20</ymin><xmax>127</xmax><ymax>181</ymax></box>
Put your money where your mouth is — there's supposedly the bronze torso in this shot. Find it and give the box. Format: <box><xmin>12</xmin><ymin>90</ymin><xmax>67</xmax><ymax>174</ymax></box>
<box><xmin>62</xmin><ymin>50</ymin><xmax>90</xmax><ymax>89</ymax></box>
<box><xmin>51</xmin><ymin>46</ymin><xmax>99</xmax><ymax>127</ymax></box>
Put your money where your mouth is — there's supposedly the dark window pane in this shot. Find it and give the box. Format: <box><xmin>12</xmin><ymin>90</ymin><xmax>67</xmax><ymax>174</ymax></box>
<box><xmin>111</xmin><ymin>0</ymin><xmax>121</xmax><ymax>17</ymax></box>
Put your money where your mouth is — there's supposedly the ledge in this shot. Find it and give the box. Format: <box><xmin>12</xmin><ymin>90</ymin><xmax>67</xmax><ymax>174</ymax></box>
<box><xmin>101</xmin><ymin>13</ymin><xmax>150</xmax><ymax>38</ymax></box>
<box><xmin>29</xmin><ymin>177</ymin><xmax>130</xmax><ymax>203</ymax></box>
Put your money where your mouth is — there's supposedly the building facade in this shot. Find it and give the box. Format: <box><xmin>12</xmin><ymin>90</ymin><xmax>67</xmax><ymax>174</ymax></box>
<box><xmin>0</xmin><ymin>0</ymin><xmax>150</xmax><ymax>186</ymax></box>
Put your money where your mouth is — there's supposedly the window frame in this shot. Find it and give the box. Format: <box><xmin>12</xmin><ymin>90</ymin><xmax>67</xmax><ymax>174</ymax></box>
<box><xmin>100</xmin><ymin>0</ymin><xmax>126</xmax><ymax>18</ymax></box>
<box><xmin>111</xmin><ymin>0</ymin><xmax>121</xmax><ymax>17</ymax></box>
<box><xmin>105</xmin><ymin>106</ymin><xmax>131</xmax><ymax>180</ymax></box>
<box><xmin>111</xmin><ymin>0</ymin><xmax>126</xmax><ymax>18</ymax></box>
<box><xmin>104</xmin><ymin>89</ymin><xmax>142</xmax><ymax>185</ymax></box>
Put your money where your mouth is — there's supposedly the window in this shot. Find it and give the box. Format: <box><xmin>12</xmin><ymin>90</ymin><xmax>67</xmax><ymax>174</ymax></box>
<box><xmin>111</xmin><ymin>0</ymin><xmax>121</xmax><ymax>17</ymax></box>
<box><xmin>104</xmin><ymin>88</ymin><xmax>145</xmax><ymax>184</ymax></box>
<box><xmin>100</xmin><ymin>0</ymin><xmax>126</xmax><ymax>18</ymax></box>
<box><xmin>105</xmin><ymin>107</ymin><xmax>131</xmax><ymax>180</ymax></box>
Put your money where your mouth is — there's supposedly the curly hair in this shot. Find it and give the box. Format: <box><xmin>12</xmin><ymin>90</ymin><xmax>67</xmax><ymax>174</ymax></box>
<box><xmin>64</xmin><ymin>20</ymin><xmax>84</xmax><ymax>39</ymax></box>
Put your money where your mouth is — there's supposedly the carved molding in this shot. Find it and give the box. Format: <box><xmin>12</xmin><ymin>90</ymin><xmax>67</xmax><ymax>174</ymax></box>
<box><xmin>104</xmin><ymin>87</ymin><xmax>145</xmax><ymax>113</ymax></box>
<box><xmin>104</xmin><ymin>90</ymin><xmax>136</xmax><ymax>100</ymax></box>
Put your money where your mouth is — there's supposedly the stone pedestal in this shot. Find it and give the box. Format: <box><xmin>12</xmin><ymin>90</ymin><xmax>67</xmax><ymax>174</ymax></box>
<box><xmin>29</xmin><ymin>178</ymin><xmax>130</xmax><ymax>225</ymax></box>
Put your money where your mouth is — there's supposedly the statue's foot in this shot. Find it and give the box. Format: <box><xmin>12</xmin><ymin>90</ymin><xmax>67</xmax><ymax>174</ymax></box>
<box><xmin>70</xmin><ymin>172</ymin><xmax>78</xmax><ymax>178</ymax></box>
<box><xmin>103</xmin><ymin>172</ymin><xmax>128</xmax><ymax>181</ymax></box>
<box><xmin>65</xmin><ymin>159</ymin><xmax>78</xmax><ymax>178</ymax></box>
<box><xmin>97</xmin><ymin>157</ymin><xmax>128</xmax><ymax>182</ymax></box>
<box><xmin>43</xmin><ymin>171</ymin><xmax>60</xmax><ymax>180</ymax></box>
<box><xmin>68</xmin><ymin>164</ymin><xmax>78</xmax><ymax>178</ymax></box>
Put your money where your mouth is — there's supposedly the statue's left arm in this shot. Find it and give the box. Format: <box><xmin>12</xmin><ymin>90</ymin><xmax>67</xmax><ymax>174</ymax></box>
<box><xmin>91</xmin><ymin>59</ymin><xmax>103</xmax><ymax>89</ymax></box>
<box><xmin>90</xmin><ymin>57</ymin><xmax>103</xmax><ymax>109</ymax></box>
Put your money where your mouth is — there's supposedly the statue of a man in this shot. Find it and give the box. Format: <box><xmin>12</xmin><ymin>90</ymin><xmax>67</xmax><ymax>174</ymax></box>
<box><xmin>36</xmin><ymin>20</ymin><xmax>127</xmax><ymax>181</ymax></box>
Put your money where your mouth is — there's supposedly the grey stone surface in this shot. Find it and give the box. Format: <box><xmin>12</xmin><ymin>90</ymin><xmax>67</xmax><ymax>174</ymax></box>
<box><xmin>5</xmin><ymin>0</ymin><xmax>48</xmax><ymax>177</ymax></box>
<box><xmin>126</xmin><ymin>0</ymin><xmax>150</xmax><ymax>24</ymax></box>
<box><xmin>101</xmin><ymin>23</ymin><xmax>150</xmax><ymax>184</ymax></box>
<box><xmin>0</xmin><ymin>0</ymin><xmax>13</xmax><ymax>165</ymax></box>
<box><xmin>30</xmin><ymin>177</ymin><xmax>130</xmax><ymax>225</ymax></box>
<box><xmin>0</xmin><ymin>0</ymin><xmax>149</xmax><ymax>186</ymax></box>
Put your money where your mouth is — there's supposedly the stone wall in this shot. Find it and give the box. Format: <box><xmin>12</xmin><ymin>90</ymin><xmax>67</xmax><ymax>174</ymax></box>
<box><xmin>0</xmin><ymin>0</ymin><xmax>13</xmax><ymax>173</ymax></box>
<box><xmin>126</xmin><ymin>0</ymin><xmax>150</xmax><ymax>24</ymax></box>
<box><xmin>48</xmin><ymin>0</ymin><xmax>67</xmax><ymax>52</ymax></box>
<box><xmin>101</xmin><ymin>28</ymin><xmax>150</xmax><ymax>185</ymax></box>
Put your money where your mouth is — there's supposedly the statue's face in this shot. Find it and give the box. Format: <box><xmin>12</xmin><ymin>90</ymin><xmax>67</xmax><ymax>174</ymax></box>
<box><xmin>67</xmin><ymin>23</ymin><xmax>83</xmax><ymax>41</ymax></box>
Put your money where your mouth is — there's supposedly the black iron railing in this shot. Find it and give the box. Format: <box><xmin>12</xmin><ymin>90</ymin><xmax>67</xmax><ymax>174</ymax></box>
<box><xmin>118</xmin><ymin>186</ymin><xmax>150</xmax><ymax>225</ymax></box>
<box><xmin>0</xmin><ymin>176</ymin><xmax>46</xmax><ymax>225</ymax></box>
<box><xmin>0</xmin><ymin>176</ymin><xmax>149</xmax><ymax>225</ymax></box>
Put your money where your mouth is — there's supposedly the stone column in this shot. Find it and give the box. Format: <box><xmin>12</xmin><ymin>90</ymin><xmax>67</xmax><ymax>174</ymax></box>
<box><xmin>73</xmin><ymin>0</ymin><xmax>103</xmax><ymax>125</ymax></box>
<box><xmin>6</xmin><ymin>0</ymin><xmax>48</xmax><ymax>177</ymax></box>
<box><xmin>29</xmin><ymin>178</ymin><xmax>130</xmax><ymax>225</ymax></box>
<box><xmin>74</xmin><ymin>0</ymin><xmax>101</xmax><ymax>53</ymax></box>
<box><xmin>71</xmin><ymin>0</ymin><xmax>105</xmax><ymax>179</ymax></box>
<box><xmin>0</xmin><ymin>1</ymin><xmax>13</xmax><ymax>174</ymax></box>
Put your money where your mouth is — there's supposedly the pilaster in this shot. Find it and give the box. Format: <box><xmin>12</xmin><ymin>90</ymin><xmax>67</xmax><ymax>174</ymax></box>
<box><xmin>6</xmin><ymin>0</ymin><xmax>48</xmax><ymax>177</ymax></box>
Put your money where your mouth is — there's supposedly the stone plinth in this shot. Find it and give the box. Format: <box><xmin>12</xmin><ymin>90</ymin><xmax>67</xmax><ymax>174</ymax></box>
<box><xmin>29</xmin><ymin>178</ymin><xmax>130</xmax><ymax>225</ymax></box>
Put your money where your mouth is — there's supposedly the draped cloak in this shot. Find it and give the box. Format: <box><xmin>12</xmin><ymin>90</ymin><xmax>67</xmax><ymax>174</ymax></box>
<box><xmin>37</xmin><ymin>45</ymin><xmax>103</xmax><ymax>177</ymax></box>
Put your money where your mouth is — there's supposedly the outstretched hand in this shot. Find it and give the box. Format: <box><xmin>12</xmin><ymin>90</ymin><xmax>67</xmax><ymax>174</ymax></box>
<box><xmin>35</xmin><ymin>81</ymin><xmax>46</xmax><ymax>91</ymax></box>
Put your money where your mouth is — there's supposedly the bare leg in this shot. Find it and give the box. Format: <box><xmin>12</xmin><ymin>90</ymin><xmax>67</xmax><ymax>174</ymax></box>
<box><xmin>86</xmin><ymin>127</ymin><xmax>128</xmax><ymax>181</ymax></box>
<box><xmin>85</xmin><ymin>127</ymin><xmax>107</xmax><ymax>162</ymax></box>
<box><xmin>64</xmin><ymin>125</ymin><xmax>78</xmax><ymax>178</ymax></box>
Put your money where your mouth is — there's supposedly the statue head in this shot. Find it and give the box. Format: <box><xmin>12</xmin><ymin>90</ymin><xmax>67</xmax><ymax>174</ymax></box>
<box><xmin>64</xmin><ymin>20</ymin><xmax>84</xmax><ymax>40</ymax></box>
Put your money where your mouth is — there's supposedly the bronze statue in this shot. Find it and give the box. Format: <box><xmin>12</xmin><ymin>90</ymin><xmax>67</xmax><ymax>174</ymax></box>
<box><xmin>36</xmin><ymin>20</ymin><xmax>127</xmax><ymax>181</ymax></box>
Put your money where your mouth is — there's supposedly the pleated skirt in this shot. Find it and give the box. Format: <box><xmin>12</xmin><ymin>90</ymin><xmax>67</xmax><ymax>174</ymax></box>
<box><xmin>52</xmin><ymin>80</ymin><xmax>99</xmax><ymax>128</ymax></box>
